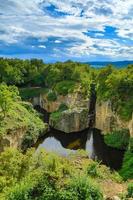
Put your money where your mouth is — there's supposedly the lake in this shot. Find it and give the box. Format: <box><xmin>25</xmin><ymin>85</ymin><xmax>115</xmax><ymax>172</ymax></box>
<box><xmin>35</xmin><ymin>128</ymin><xmax>125</xmax><ymax>170</ymax></box>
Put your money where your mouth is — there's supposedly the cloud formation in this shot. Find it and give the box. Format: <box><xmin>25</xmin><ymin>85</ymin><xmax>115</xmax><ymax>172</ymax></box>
<box><xmin>0</xmin><ymin>0</ymin><xmax>133</xmax><ymax>62</ymax></box>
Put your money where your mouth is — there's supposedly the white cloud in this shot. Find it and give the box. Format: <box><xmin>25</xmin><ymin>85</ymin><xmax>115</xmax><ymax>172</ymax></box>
<box><xmin>0</xmin><ymin>0</ymin><xmax>133</xmax><ymax>59</ymax></box>
<box><xmin>38</xmin><ymin>45</ymin><xmax>46</xmax><ymax>48</ymax></box>
<box><xmin>55</xmin><ymin>40</ymin><xmax>62</xmax><ymax>43</ymax></box>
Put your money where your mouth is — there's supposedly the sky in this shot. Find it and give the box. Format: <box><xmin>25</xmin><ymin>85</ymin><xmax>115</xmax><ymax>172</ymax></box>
<box><xmin>0</xmin><ymin>0</ymin><xmax>133</xmax><ymax>63</ymax></box>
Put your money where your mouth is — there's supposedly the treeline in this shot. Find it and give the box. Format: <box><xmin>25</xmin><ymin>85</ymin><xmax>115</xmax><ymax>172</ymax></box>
<box><xmin>96</xmin><ymin>65</ymin><xmax>133</xmax><ymax>120</ymax></box>
<box><xmin>0</xmin><ymin>57</ymin><xmax>133</xmax><ymax>120</ymax></box>
<box><xmin>0</xmin><ymin>58</ymin><xmax>92</xmax><ymax>87</ymax></box>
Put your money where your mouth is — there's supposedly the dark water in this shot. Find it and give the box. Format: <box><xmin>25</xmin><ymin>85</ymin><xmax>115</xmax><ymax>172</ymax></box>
<box><xmin>35</xmin><ymin>128</ymin><xmax>125</xmax><ymax>170</ymax></box>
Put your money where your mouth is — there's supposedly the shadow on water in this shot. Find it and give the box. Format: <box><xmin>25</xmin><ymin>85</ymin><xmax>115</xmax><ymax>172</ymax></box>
<box><xmin>35</xmin><ymin>128</ymin><xmax>125</xmax><ymax>170</ymax></box>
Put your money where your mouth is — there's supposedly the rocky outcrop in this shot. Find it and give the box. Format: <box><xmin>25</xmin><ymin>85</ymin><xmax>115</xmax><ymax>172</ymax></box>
<box><xmin>95</xmin><ymin>101</ymin><xmax>133</xmax><ymax>137</ymax></box>
<box><xmin>32</xmin><ymin>89</ymin><xmax>91</xmax><ymax>133</ymax></box>
<box><xmin>50</xmin><ymin>108</ymin><xmax>89</xmax><ymax>133</ymax></box>
<box><xmin>0</xmin><ymin>123</ymin><xmax>48</xmax><ymax>152</ymax></box>
<box><xmin>0</xmin><ymin>127</ymin><xmax>27</xmax><ymax>152</ymax></box>
<box><xmin>32</xmin><ymin>89</ymin><xmax>89</xmax><ymax>113</ymax></box>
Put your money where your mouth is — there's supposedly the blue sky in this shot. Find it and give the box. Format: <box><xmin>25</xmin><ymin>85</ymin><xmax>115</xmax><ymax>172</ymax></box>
<box><xmin>0</xmin><ymin>0</ymin><xmax>133</xmax><ymax>62</ymax></box>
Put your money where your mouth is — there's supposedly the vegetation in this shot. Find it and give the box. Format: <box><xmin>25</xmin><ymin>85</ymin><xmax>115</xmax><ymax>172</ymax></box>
<box><xmin>19</xmin><ymin>87</ymin><xmax>48</xmax><ymax>100</ymax></box>
<box><xmin>0</xmin><ymin>84</ymin><xmax>46</xmax><ymax>148</ymax></box>
<box><xmin>119</xmin><ymin>150</ymin><xmax>133</xmax><ymax>180</ymax></box>
<box><xmin>0</xmin><ymin>148</ymin><xmax>127</xmax><ymax>200</ymax></box>
<box><xmin>96</xmin><ymin>64</ymin><xmax>133</xmax><ymax>120</ymax></box>
<box><xmin>0</xmin><ymin>58</ymin><xmax>133</xmax><ymax>198</ymax></box>
<box><xmin>127</xmin><ymin>182</ymin><xmax>133</xmax><ymax>198</ymax></box>
<box><xmin>50</xmin><ymin>103</ymin><xmax>69</xmax><ymax>124</ymax></box>
<box><xmin>0</xmin><ymin>58</ymin><xmax>132</xmax><ymax>120</ymax></box>
<box><xmin>55</xmin><ymin>81</ymin><xmax>76</xmax><ymax>96</ymax></box>
<box><xmin>47</xmin><ymin>91</ymin><xmax>57</xmax><ymax>101</ymax></box>
<box><xmin>104</xmin><ymin>129</ymin><xmax>130</xmax><ymax>150</ymax></box>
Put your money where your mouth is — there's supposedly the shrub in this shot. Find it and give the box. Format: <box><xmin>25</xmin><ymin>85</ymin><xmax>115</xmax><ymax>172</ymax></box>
<box><xmin>104</xmin><ymin>129</ymin><xmax>130</xmax><ymax>150</ymax></box>
<box><xmin>58</xmin><ymin>103</ymin><xmax>68</xmax><ymax>112</ymax></box>
<box><xmin>55</xmin><ymin>81</ymin><xmax>76</xmax><ymax>96</ymax></box>
<box><xmin>119</xmin><ymin>150</ymin><xmax>133</xmax><ymax>180</ymax></box>
<box><xmin>47</xmin><ymin>91</ymin><xmax>57</xmax><ymax>102</ymax></box>
<box><xmin>127</xmin><ymin>182</ymin><xmax>133</xmax><ymax>198</ymax></box>
<box><xmin>64</xmin><ymin>176</ymin><xmax>103</xmax><ymax>200</ymax></box>
<box><xmin>86</xmin><ymin>161</ymin><xmax>101</xmax><ymax>178</ymax></box>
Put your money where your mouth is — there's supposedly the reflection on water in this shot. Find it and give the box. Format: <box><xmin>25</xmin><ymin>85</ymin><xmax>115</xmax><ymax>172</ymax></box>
<box><xmin>35</xmin><ymin>128</ymin><xmax>125</xmax><ymax>170</ymax></box>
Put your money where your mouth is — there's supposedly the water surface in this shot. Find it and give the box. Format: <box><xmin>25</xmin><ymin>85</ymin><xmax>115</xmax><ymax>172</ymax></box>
<box><xmin>35</xmin><ymin>128</ymin><xmax>125</xmax><ymax>170</ymax></box>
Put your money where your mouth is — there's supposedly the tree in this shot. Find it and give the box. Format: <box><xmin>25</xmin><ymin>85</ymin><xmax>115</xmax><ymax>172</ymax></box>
<box><xmin>0</xmin><ymin>84</ymin><xmax>19</xmax><ymax>118</ymax></box>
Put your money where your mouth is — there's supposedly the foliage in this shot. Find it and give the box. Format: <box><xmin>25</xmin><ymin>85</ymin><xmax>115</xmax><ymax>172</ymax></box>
<box><xmin>127</xmin><ymin>182</ymin><xmax>133</xmax><ymax>198</ymax></box>
<box><xmin>0</xmin><ymin>148</ymin><xmax>104</xmax><ymax>200</ymax></box>
<box><xmin>55</xmin><ymin>81</ymin><xmax>76</xmax><ymax>96</ymax></box>
<box><xmin>86</xmin><ymin>161</ymin><xmax>101</xmax><ymax>178</ymax></box>
<box><xmin>129</xmin><ymin>138</ymin><xmax>133</xmax><ymax>152</ymax></box>
<box><xmin>58</xmin><ymin>103</ymin><xmax>69</xmax><ymax>112</ymax></box>
<box><xmin>104</xmin><ymin>129</ymin><xmax>130</xmax><ymax>150</ymax></box>
<box><xmin>119</xmin><ymin>150</ymin><xmax>133</xmax><ymax>180</ymax></box>
<box><xmin>19</xmin><ymin>87</ymin><xmax>48</xmax><ymax>100</ymax></box>
<box><xmin>0</xmin><ymin>85</ymin><xmax>46</xmax><ymax>147</ymax></box>
<box><xmin>47</xmin><ymin>91</ymin><xmax>57</xmax><ymax>101</ymax></box>
<box><xmin>96</xmin><ymin>64</ymin><xmax>133</xmax><ymax>120</ymax></box>
<box><xmin>50</xmin><ymin>111</ymin><xmax>62</xmax><ymax>122</ymax></box>
<box><xmin>0</xmin><ymin>83</ymin><xmax>20</xmax><ymax>118</ymax></box>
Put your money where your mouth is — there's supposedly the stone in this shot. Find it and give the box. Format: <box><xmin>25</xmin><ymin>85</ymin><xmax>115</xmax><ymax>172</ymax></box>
<box><xmin>50</xmin><ymin>108</ymin><xmax>89</xmax><ymax>133</ymax></box>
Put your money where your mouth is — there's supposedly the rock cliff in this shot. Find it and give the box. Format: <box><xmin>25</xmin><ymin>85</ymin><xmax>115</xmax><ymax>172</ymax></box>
<box><xmin>95</xmin><ymin>101</ymin><xmax>133</xmax><ymax>137</ymax></box>
<box><xmin>0</xmin><ymin>127</ymin><xmax>27</xmax><ymax>152</ymax></box>
<box><xmin>32</xmin><ymin>89</ymin><xmax>90</xmax><ymax>133</ymax></box>
<box><xmin>50</xmin><ymin>108</ymin><xmax>89</xmax><ymax>133</ymax></box>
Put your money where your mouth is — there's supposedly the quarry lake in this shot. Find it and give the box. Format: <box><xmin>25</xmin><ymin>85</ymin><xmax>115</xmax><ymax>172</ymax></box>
<box><xmin>35</xmin><ymin>128</ymin><xmax>125</xmax><ymax>170</ymax></box>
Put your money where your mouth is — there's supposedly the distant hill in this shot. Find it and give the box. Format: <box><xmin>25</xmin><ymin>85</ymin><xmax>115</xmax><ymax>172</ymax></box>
<box><xmin>86</xmin><ymin>61</ymin><xmax>133</xmax><ymax>68</ymax></box>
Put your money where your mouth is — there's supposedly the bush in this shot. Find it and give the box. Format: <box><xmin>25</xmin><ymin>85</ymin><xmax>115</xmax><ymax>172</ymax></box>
<box><xmin>55</xmin><ymin>81</ymin><xmax>76</xmax><ymax>96</ymax></box>
<box><xmin>58</xmin><ymin>103</ymin><xmax>68</xmax><ymax>112</ymax></box>
<box><xmin>47</xmin><ymin>91</ymin><xmax>57</xmax><ymax>101</ymax></box>
<box><xmin>104</xmin><ymin>129</ymin><xmax>130</xmax><ymax>150</ymax></box>
<box><xmin>127</xmin><ymin>182</ymin><xmax>133</xmax><ymax>198</ymax></box>
<box><xmin>87</xmin><ymin>161</ymin><xmax>101</xmax><ymax>178</ymax></box>
<box><xmin>119</xmin><ymin>150</ymin><xmax>133</xmax><ymax>180</ymax></box>
<box><xmin>63</xmin><ymin>176</ymin><xmax>103</xmax><ymax>200</ymax></box>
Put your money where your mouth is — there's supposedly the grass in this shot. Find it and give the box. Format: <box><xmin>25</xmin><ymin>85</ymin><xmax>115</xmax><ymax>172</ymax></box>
<box><xmin>0</xmin><ymin>148</ymin><xmax>128</xmax><ymax>200</ymax></box>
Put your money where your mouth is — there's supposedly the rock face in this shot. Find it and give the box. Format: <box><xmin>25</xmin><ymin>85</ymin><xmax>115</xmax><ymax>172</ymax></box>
<box><xmin>32</xmin><ymin>89</ymin><xmax>89</xmax><ymax>113</ymax></box>
<box><xmin>0</xmin><ymin>127</ymin><xmax>27</xmax><ymax>152</ymax></box>
<box><xmin>32</xmin><ymin>89</ymin><xmax>90</xmax><ymax>133</ymax></box>
<box><xmin>50</xmin><ymin>108</ymin><xmax>89</xmax><ymax>133</ymax></box>
<box><xmin>0</xmin><ymin>124</ymin><xmax>48</xmax><ymax>152</ymax></box>
<box><xmin>95</xmin><ymin>101</ymin><xmax>133</xmax><ymax>137</ymax></box>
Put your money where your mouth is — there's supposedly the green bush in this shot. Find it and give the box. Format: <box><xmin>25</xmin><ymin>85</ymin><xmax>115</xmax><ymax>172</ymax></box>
<box><xmin>50</xmin><ymin>111</ymin><xmax>61</xmax><ymax>122</ymax></box>
<box><xmin>63</xmin><ymin>176</ymin><xmax>103</xmax><ymax>200</ymax></box>
<box><xmin>58</xmin><ymin>103</ymin><xmax>68</xmax><ymax>112</ymax></box>
<box><xmin>119</xmin><ymin>150</ymin><xmax>133</xmax><ymax>180</ymax></box>
<box><xmin>47</xmin><ymin>91</ymin><xmax>57</xmax><ymax>101</ymax></box>
<box><xmin>87</xmin><ymin>162</ymin><xmax>101</xmax><ymax>178</ymax></box>
<box><xmin>104</xmin><ymin>129</ymin><xmax>130</xmax><ymax>150</ymax></box>
<box><xmin>55</xmin><ymin>81</ymin><xmax>76</xmax><ymax>96</ymax></box>
<box><xmin>127</xmin><ymin>182</ymin><xmax>133</xmax><ymax>198</ymax></box>
<box><xmin>19</xmin><ymin>87</ymin><xmax>48</xmax><ymax>100</ymax></box>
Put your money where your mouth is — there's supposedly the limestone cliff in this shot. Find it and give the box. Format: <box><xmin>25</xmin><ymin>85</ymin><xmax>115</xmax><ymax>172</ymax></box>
<box><xmin>32</xmin><ymin>89</ymin><xmax>88</xmax><ymax>113</ymax></box>
<box><xmin>50</xmin><ymin>108</ymin><xmax>89</xmax><ymax>133</ymax></box>
<box><xmin>95</xmin><ymin>101</ymin><xmax>133</xmax><ymax>137</ymax></box>
<box><xmin>0</xmin><ymin>127</ymin><xmax>27</xmax><ymax>151</ymax></box>
<box><xmin>32</xmin><ymin>88</ymin><xmax>90</xmax><ymax>133</ymax></box>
